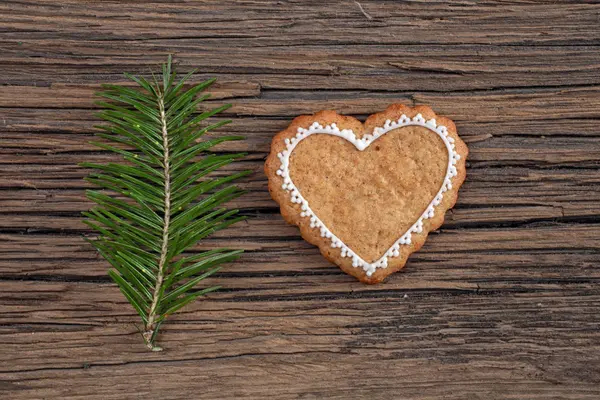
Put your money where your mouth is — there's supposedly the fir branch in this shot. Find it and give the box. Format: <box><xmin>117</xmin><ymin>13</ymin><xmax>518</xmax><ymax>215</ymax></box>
<box><xmin>83</xmin><ymin>56</ymin><xmax>249</xmax><ymax>351</ymax></box>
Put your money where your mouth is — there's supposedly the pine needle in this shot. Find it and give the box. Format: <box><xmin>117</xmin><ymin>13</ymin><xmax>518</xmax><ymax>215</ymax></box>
<box><xmin>83</xmin><ymin>56</ymin><xmax>249</xmax><ymax>351</ymax></box>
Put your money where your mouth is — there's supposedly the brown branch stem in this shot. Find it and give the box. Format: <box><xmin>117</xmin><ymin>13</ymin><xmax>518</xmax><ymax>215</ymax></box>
<box><xmin>143</xmin><ymin>95</ymin><xmax>171</xmax><ymax>351</ymax></box>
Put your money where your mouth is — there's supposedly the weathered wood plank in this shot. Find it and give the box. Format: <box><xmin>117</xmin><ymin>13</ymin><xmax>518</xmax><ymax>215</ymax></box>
<box><xmin>3</xmin><ymin>86</ymin><xmax>600</xmax><ymax>121</ymax></box>
<box><xmin>2</xmin><ymin>223</ymin><xmax>600</xmax><ymax>283</ymax></box>
<box><xmin>2</xmin><ymin>1</ymin><xmax>600</xmax><ymax>46</ymax></box>
<box><xmin>2</xmin><ymin>364</ymin><xmax>599</xmax><ymax>400</ymax></box>
<box><xmin>2</xmin><ymin>135</ymin><xmax>600</xmax><ymax>168</ymax></box>
<box><xmin>2</xmin><ymin>164</ymin><xmax>600</xmax><ymax>218</ymax></box>
<box><xmin>2</xmin><ymin>46</ymin><xmax>600</xmax><ymax>91</ymax></box>
<box><xmin>4</xmin><ymin>109</ymin><xmax>600</xmax><ymax>140</ymax></box>
<box><xmin>0</xmin><ymin>190</ymin><xmax>576</xmax><ymax>223</ymax></box>
<box><xmin>0</xmin><ymin>81</ymin><xmax>260</xmax><ymax>109</ymax></box>
<box><xmin>3</xmin><ymin>114</ymin><xmax>600</xmax><ymax>153</ymax></box>
<box><xmin>0</xmin><ymin>204</ymin><xmax>577</xmax><ymax>231</ymax></box>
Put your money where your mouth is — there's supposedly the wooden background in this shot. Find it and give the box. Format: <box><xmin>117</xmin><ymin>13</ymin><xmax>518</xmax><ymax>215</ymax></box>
<box><xmin>2</xmin><ymin>1</ymin><xmax>600</xmax><ymax>399</ymax></box>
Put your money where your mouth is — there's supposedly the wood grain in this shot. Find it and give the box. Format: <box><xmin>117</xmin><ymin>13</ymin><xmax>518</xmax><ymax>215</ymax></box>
<box><xmin>1</xmin><ymin>1</ymin><xmax>600</xmax><ymax>399</ymax></box>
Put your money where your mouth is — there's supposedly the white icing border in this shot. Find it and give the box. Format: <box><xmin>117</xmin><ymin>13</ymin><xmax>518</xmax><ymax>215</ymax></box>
<box><xmin>276</xmin><ymin>113</ymin><xmax>460</xmax><ymax>277</ymax></box>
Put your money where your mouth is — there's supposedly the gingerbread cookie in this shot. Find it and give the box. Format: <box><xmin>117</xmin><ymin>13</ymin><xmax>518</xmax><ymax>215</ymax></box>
<box><xmin>265</xmin><ymin>104</ymin><xmax>468</xmax><ymax>284</ymax></box>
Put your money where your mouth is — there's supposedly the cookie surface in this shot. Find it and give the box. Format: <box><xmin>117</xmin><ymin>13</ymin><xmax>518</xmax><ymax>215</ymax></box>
<box><xmin>265</xmin><ymin>104</ymin><xmax>468</xmax><ymax>284</ymax></box>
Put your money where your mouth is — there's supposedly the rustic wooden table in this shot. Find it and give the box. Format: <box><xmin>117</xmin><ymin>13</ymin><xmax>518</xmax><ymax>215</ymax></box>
<box><xmin>2</xmin><ymin>1</ymin><xmax>600</xmax><ymax>399</ymax></box>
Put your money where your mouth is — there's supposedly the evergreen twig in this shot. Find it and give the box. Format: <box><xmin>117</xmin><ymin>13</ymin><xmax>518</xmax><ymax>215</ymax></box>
<box><xmin>83</xmin><ymin>56</ymin><xmax>249</xmax><ymax>351</ymax></box>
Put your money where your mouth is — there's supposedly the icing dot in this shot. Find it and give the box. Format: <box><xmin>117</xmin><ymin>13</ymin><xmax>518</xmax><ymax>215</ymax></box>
<box><xmin>426</xmin><ymin>206</ymin><xmax>435</xmax><ymax>218</ymax></box>
<box><xmin>400</xmin><ymin>234</ymin><xmax>412</xmax><ymax>245</ymax></box>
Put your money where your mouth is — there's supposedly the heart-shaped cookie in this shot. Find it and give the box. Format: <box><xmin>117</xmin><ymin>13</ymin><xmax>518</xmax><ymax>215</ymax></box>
<box><xmin>265</xmin><ymin>104</ymin><xmax>468</xmax><ymax>283</ymax></box>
